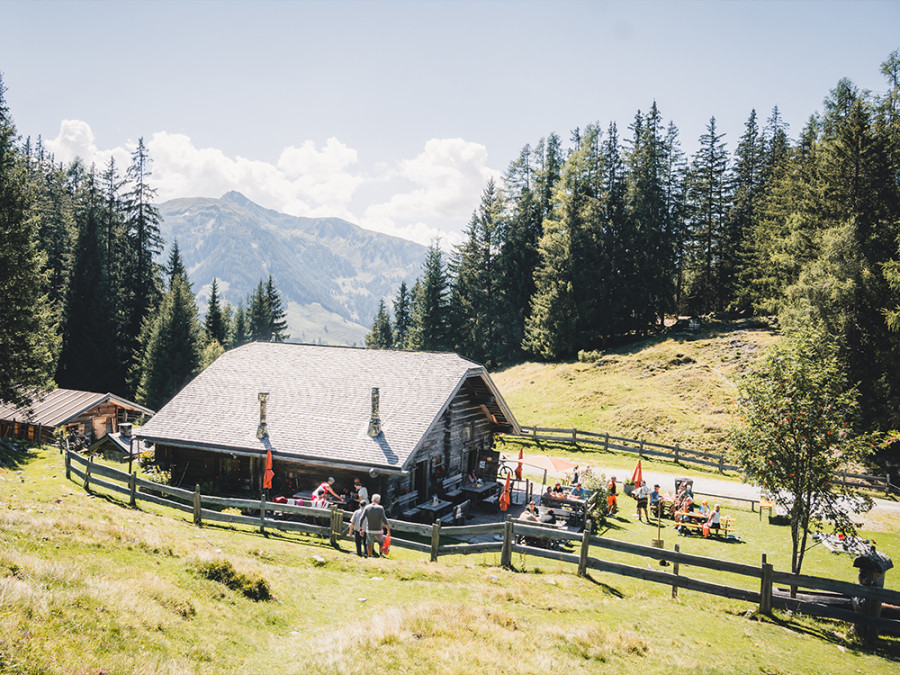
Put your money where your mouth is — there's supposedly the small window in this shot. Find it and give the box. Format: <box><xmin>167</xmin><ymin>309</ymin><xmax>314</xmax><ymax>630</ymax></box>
<box><xmin>462</xmin><ymin>421</ymin><xmax>474</xmax><ymax>442</ymax></box>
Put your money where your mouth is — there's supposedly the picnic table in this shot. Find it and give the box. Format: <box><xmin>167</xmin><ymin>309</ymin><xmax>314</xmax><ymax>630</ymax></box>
<box><xmin>674</xmin><ymin>510</ymin><xmax>734</xmax><ymax>538</ymax></box>
<box><xmin>461</xmin><ymin>482</ymin><xmax>498</xmax><ymax>500</ymax></box>
<box><xmin>418</xmin><ymin>498</ymin><xmax>453</xmax><ymax>523</ymax></box>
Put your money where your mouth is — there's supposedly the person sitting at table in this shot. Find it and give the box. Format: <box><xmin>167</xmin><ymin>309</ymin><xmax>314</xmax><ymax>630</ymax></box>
<box><xmin>552</xmin><ymin>481</ymin><xmax>565</xmax><ymax>497</ymax></box>
<box><xmin>540</xmin><ymin>508</ymin><xmax>557</xmax><ymax>525</ymax></box>
<box><xmin>523</xmin><ymin>502</ymin><xmax>540</xmax><ymax>522</ymax></box>
<box><xmin>464</xmin><ymin>469</ymin><xmax>477</xmax><ymax>485</ymax></box>
<box><xmin>707</xmin><ymin>504</ymin><xmax>721</xmax><ymax>532</ymax></box>
<box><xmin>570</xmin><ymin>483</ymin><xmax>586</xmax><ymax>499</ymax></box>
<box><xmin>683</xmin><ymin>493</ymin><xmax>695</xmax><ymax>513</ymax></box>
<box><xmin>698</xmin><ymin>500</ymin><xmax>711</xmax><ymax>516</ymax></box>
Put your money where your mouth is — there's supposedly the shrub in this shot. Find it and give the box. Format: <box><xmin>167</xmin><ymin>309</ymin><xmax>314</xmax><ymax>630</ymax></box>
<box><xmin>195</xmin><ymin>559</ymin><xmax>272</xmax><ymax>601</ymax></box>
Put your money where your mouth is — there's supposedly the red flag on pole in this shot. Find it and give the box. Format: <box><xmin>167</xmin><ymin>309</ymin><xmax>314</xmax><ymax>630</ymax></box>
<box><xmin>631</xmin><ymin>459</ymin><xmax>642</xmax><ymax>487</ymax></box>
<box><xmin>499</xmin><ymin>472</ymin><xmax>511</xmax><ymax>511</ymax></box>
<box><xmin>263</xmin><ymin>448</ymin><xmax>275</xmax><ymax>490</ymax></box>
<box><xmin>515</xmin><ymin>447</ymin><xmax>523</xmax><ymax>481</ymax></box>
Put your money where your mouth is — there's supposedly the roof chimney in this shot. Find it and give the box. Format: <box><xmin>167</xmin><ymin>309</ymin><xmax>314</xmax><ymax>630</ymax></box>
<box><xmin>367</xmin><ymin>387</ymin><xmax>382</xmax><ymax>437</ymax></box>
<box><xmin>119</xmin><ymin>422</ymin><xmax>132</xmax><ymax>438</ymax></box>
<box><xmin>256</xmin><ymin>392</ymin><xmax>269</xmax><ymax>439</ymax></box>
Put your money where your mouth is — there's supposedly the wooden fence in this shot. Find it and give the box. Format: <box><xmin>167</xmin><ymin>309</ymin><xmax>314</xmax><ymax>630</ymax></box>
<box><xmin>66</xmin><ymin>449</ymin><xmax>900</xmax><ymax>638</ymax></box>
<box><xmin>514</xmin><ymin>425</ymin><xmax>896</xmax><ymax>495</ymax></box>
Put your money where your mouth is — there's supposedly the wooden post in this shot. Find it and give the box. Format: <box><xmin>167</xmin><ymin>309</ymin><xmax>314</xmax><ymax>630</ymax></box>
<box><xmin>64</xmin><ymin>450</ymin><xmax>71</xmax><ymax>481</ymax></box>
<box><xmin>674</xmin><ymin>444</ymin><xmax>681</xmax><ymax>463</ymax></box>
<box><xmin>84</xmin><ymin>455</ymin><xmax>92</xmax><ymax>491</ymax></box>
<box><xmin>532</xmin><ymin>427</ymin><xmax>537</xmax><ymax>441</ymax></box>
<box><xmin>500</xmin><ymin>516</ymin><xmax>513</xmax><ymax>569</ymax></box>
<box><xmin>717</xmin><ymin>454</ymin><xmax>725</xmax><ymax>473</ymax></box>
<box><xmin>330</xmin><ymin>507</ymin><xmax>341</xmax><ymax>547</ymax></box>
<box><xmin>430</xmin><ymin>521</ymin><xmax>441</xmax><ymax>562</ymax></box>
<box><xmin>571</xmin><ymin>428</ymin><xmax>577</xmax><ymax>445</ymax></box>
<box><xmin>260</xmin><ymin>494</ymin><xmax>268</xmax><ymax>535</ymax></box>
<box><xmin>672</xmin><ymin>543</ymin><xmax>680</xmax><ymax>598</ymax></box>
<box><xmin>603</xmin><ymin>433</ymin><xmax>609</xmax><ymax>453</ymax></box>
<box><xmin>759</xmin><ymin>553</ymin><xmax>773</xmax><ymax>615</ymax></box>
<box><xmin>577</xmin><ymin>519</ymin><xmax>591</xmax><ymax>577</ymax></box>
<box><xmin>193</xmin><ymin>484</ymin><xmax>202</xmax><ymax>526</ymax></box>
<box><xmin>886</xmin><ymin>474</ymin><xmax>891</xmax><ymax>498</ymax></box>
<box><xmin>639</xmin><ymin>439</ymin><xmax>644</xmax><ymax>458</ymax></box>
<box><xmin>129</xmin><ymin>472</ymin><xmax>137</xmax><ymax>508</ymax></box>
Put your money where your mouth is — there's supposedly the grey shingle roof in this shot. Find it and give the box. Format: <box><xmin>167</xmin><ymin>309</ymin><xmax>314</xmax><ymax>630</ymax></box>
<box><xmin>136</xmin><ymin>342</ymin><xmax>519</xmax><ymax>470</ymax></box>
<box><xmin>0</xmin><ymin>389</ymin><xmax>154</xmax><ymax>428</ymax></box>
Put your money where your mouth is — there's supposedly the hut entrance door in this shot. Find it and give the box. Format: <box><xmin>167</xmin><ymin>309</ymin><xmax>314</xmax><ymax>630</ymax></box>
<box><xmin>414</xmin><ymin>458</ymin><xmax>430</xmax><ymax>499</ymax></box>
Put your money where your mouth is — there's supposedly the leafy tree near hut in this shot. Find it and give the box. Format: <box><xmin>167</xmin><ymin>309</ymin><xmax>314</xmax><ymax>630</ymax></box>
<box><xmin>0</xmin><ymin>75</ymin><xmax>58</xmax><ymax>406</ymax></box>
<box><xmin>365</xmin><ymin>298</ymin><xmax>393</xmax><ymax>349</ymax></box>
<box><xmin>729</xmin><ymin>329</ymin><xmax>878</xmax><ymax>576</ymax></box>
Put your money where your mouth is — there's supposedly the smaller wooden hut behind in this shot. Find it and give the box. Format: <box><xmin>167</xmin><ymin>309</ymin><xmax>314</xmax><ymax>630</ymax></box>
<box><xmin>0</xmin><ymin>388</ymin><xmax>154</xmax><ymax>445</ymax></box>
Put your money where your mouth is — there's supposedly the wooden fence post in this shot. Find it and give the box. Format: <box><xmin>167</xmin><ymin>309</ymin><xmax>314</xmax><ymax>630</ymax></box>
<box><xmin>330</xmin><ymin>507</ymin><xmax>342</xmax><ymax>547</ymax></box>
<box><xmin>64</xmin><ymin>450</ymin><xmax>71</xmax><ymax>481</ymax></box>
<box><xmin>193</xmin><ymin>484</ymin><xmax>202</xmax><ymax>526</ymax></box>
<box><xmin>129</xmin><ymin>471</ymin><xmax>137</xmax><ymax>508</ymax></box>
<box><xmin>639</xmin><ymin>439</ymin><xmax>644</xmax><ymax>458</ymax></box>
<box><xmin>759</xmin><ymin>553</ymin><xmax>773</xmax><ymax>615</ymax></box>
<box><xmin>430</xmin><ymin>522</ymin><xmax>441</xmax><ymax>562</ymax></box>
<box><xmin>577</xmin><ymin>519</ymin><xmax>591</xmax><ymax>577</ymax></box>
<box><xmin>260</xmin><ymin>494</ymin><xmax>268</xmax><ymax>535</ymax></box>
<box><xmin>571</xmin><ymin>428</ymin><xmax>577</xmax><ymax>444</ymax></box>
<box><xmin>674</xmin><ymin>444</ymin><xmax>681</xmax><ymax>464</ymax></box>
<box><xmin>604</xmin><ymin>433</ymin><xmax>609</xmax><ymax>453</ymax></box>
<box><xmin>84</xmin><ymin>455</ymin><xmax>92</xmax><ymax>491</ymax></box>
<box><xmin>886</xmin><ymin>474</ymin><xmax>892</xmax><ymax>498</ymax></box>
<box><xmin>500</xmin><ymin>517</ymin><xmax>513</xmax><ymax>569</ymax></box>
<box><xmin>672</xmin><ymin>543</ymin><xmax>679</xmax><ymax>598</ymax></box>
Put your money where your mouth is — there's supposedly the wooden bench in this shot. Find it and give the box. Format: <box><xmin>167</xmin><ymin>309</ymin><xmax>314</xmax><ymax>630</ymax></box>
<box><xmin>442</xmin><ymin>474</ymin><xmax>464</xmax><ymax>501</ymax></box>
<box><xmin>394</xmin><ymin>490</ymin><xmax>420</xmax><ymax>521</ymax></box>
<box><xmin>676</xmin><ymin>516</ymin><xmax>733</xmax><ymax>538</ymax></box>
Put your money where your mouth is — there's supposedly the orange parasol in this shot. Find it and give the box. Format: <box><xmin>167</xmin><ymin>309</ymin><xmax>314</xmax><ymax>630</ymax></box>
<box><xmin>499</xmin><ymin>472</ymin><xmax>511</xmax><ymax>511</ymax></box>
<box><xmin>631</xmin><ymin>459</ymin><xmax>642</xmax><ymax>487</ymax></box>
<box><xmin>514</xmin><ymin>447</ymin><xmax>523</xmax><ymax>480</ymax></box>
<box><xmin>263</xmin><ymin>448</ymin><xmax>275</xmax><ymax>490</ymax></box>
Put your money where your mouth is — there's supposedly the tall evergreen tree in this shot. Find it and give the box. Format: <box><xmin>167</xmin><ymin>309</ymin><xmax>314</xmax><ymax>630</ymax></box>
<box><xmin>392</xmin><ymin>281</ymin><xmax>411</xmax><ymax>349</ymax></box>
<box><xmin>165</xmin><ymin>240</ymin><xmax>188</xmax><ymax>288</ymax></box>
<box><xmin>365</xmin><ymin>298</ymin><xmax>394</xmax><ymax>349</ymax></box>
<box><xmin>408</xmin><ymin>243</ymin><xmax>450</xmax><ymax>351</ymax></box>
<box><xmin>0</xmin><ymin>76</ymin><xmax>58</xmax><ymax>406</ymax></box>
<box><xmin>247</xmin><ymin>280</ymin><xmax>269</xmax><ymax>342</ymax></box>
<box><xmin>204</xmin><ymin>277</ymin><xmax>226</xmax><ymax>345</ymax></box>
<box><xmin>264</xmin><ymin>275</ymin><xmax>289</xmax><ymax>342</ymax></box>
<box><xmin>230</xmin><ymin>302</ymin><xmax>250</xmax><ymax>349</ymax></box>
<box><xmin>136</xmin><ymin>274</ymin><xmax>202</xmax><ymax>410</ymax></box>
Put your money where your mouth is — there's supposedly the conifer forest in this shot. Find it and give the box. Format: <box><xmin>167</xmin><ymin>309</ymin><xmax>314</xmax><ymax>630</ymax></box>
<box><xmin>2</xmin><ymin>52</ymin><xmax>900</xmax><ymax>464</ymax></box>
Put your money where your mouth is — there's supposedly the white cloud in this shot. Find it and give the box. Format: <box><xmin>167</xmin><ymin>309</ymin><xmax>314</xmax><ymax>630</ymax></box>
<box><xmin>43</xmin><ymin>121</ymin><xmax>498</xmax><ymax>248</ymax></box>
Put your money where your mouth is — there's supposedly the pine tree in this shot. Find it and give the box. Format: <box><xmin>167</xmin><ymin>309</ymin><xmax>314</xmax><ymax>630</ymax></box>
<box><xmin>165</xmin><ymin>240</ymin><xmax>188</xmax><ymax>288</ymax></box>
<box><xmin>392</xmin><ymin>281</ymin><xmax>411</xmax><ymax>349</ymax></box>
<box><xmin>264</xmin><ymin>275</ymin><xmax>289</xmax><ymax>342</ymax></box>
<box><xmin>136</xmin><ymin>274</ymin><xmax>202</xmax><ymax>410</ymax></box>
<box><xmin>230</xmin><ymin>302</ymin><xmax>250</xmax><ymax>348</ymax></box>
<box><xmin>408</xmin><ymin>244</ymin><xmax>450</xmax><ymax>351</ymax></box>
<box><xmin>684</xmin><ymin>116</ymin><xmax>731</xmax><ymax>313</ymax></box>
<box><xmin>247</xmin><ymin>281</ymin><xmax>269</xmax><ymax>342</ymax></box>
<box><xmin>204</xmin><ymin>277</ymin><xmax>226</xmax><ymax>345</ymax></box>
<box><xmin>0</xmin><ymin>76</ymin><xmax>58</xmax><ymax>406</ymax></box>
<box><xmin>365</xmin><ymin>298</ymin><xmax>394</xmax><ymax>349</ymax></box>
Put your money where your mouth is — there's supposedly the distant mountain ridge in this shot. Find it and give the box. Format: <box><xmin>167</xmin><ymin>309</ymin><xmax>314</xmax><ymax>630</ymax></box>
<box><xmin>158</xmin><ymin>192</ymin><xmax>427</xmax><ymax>345</ymax></box>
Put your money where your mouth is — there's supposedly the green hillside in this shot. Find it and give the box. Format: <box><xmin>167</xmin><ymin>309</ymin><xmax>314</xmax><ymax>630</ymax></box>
<box><xmin>492</xmin><ymin>321</ymin><xmax>780</xmax><ymax>456</ymax></box>
<box><xmin>2</xmin><ymin>442</ymin><xmax>899</xmax><ymax>674</ymax></box>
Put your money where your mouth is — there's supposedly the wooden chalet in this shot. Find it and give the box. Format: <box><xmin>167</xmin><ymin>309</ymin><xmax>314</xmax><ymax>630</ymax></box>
<box><xmin>136</xmin><ymin>342</ymin><xmax>521</xmax><ymax>509</ymax></box>
<box><xmin>0</xmin><ymin>388</ymin><xmax>155</xmax><ymax>445</ymax></box>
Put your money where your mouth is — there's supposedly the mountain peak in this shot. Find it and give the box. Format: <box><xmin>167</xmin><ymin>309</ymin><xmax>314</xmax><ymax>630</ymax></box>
<box><xmin>221</xmin><ymin>190</ymin><xmax>253</xmax><ymax>206</ymax></box>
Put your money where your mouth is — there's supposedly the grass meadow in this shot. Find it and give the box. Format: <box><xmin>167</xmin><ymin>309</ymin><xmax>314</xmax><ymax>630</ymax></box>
<box><xmin>2</xmin><ymin>444</ymin><xmax>899</xmax><ymax>674</ymax></box>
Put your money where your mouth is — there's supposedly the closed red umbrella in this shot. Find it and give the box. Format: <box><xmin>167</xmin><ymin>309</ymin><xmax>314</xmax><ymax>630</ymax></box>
<box><xmin>514</xmin><ymin>447</ymin><xmax>523</xmax><ymax>481</ymax></box>
<box><xmin>631</xmin><ymin>459</ymin><xmax>642</xmax><ymax>487</ymax></box>
<box><xmin>499</xmin><ymin>472</ymin><xmax>511</xmax><ymax>511</ymax></box>
<box><xmin>263</xmin><ymin>448</ymin><xmax>275</xmax><ymax>490</ymax></box>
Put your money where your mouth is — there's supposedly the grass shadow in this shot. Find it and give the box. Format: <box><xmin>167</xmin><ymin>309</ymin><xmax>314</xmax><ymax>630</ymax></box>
<box><xmin>582</xmin><ymin>573</ymin><xmax>625</xmax><ymax>597</ymax></box>
<box><xmin>757</xmin><ymin>610</ymin><xmax>900</xmax><ymax>660</ymax></box>
<box><xmin>0</xmin><ymin>439</ymin><xmax>43</xmax><ymax>471</ymax></box>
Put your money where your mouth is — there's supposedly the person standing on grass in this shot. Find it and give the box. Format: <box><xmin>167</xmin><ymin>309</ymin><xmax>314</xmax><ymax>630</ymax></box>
<box><xmin>364</xmin><ymin>494</ymin><xmax>390</xmax><ymax>558</ymax></box>
<box><xmin>607</xmin><ymin>476</ymin><xmax>618</xmax><ymax>514</ymax></box>
<box><xmin>349</xmin><ymin>498</ymin><xmax>368</xmax><ymax>557</ymax></box>
<box><xmin>634</xmin><ymin>480</ymin><xmax>651</xmax><ymax>523</ymax></box>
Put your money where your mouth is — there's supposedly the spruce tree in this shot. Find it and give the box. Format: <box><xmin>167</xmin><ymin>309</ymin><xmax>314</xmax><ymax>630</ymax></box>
<box><xmin>392</xmin><ymin>281</ymin><xmax>411</xmax><ymax>349</ymax></box>
<box><xmin>365</xmin><ymin>299</ymin><xmax>394</xmax><ymax>349</ymax></box>
<box><xmin>165</xmin><ymin>240</ymin><xmax>188</xmax><ymax>288</ymax></box>
<box><xmin>230</xmin><ymin>303</ymin><xmax>250</xmax><ymax>348</ymax></box>
<box><xmin>0</xmin><ymin>76</ymin><xmax>58</xmax><ymax>406</ymax></box>
<box><xmin>137</xmin><ymin>273</ymin><xmax>202</xmax><ymax>410</ymax></box>
<box><xmin>204</xmin><ymin>277</ymin><xmax>226</xmax><ymax>345</ymax></box>
<box><xmin>408</xmin><ymin>244</ymin><xmax>450</xmax><ymax>351</ymax></box>
<box><xmin>264</xmin><ymin>275</ymin><xmax>289</xmax><ymax>342</ymax></box>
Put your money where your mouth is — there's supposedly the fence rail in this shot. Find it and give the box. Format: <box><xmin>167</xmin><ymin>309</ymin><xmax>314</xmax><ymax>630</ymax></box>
<box><xmin>66</xmin><ymin>449</ymin><xmax>900</xmax><ymax>638</ymax></box>
<box><xmin>514</xmin><ymin>425</ymin><xmax>896</xmax><ymax>495</ymax></box>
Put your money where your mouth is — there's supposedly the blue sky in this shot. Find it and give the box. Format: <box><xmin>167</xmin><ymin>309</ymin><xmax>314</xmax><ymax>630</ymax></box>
<box><xmin>2</xmin><ymin>0</ymin><xmax>898</xmax><ymax>246</ymax></box>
